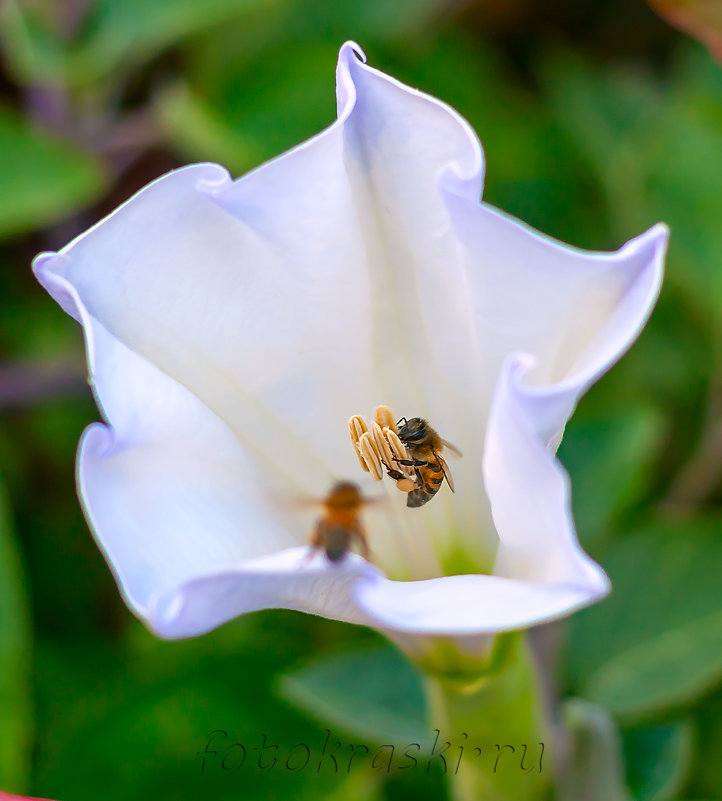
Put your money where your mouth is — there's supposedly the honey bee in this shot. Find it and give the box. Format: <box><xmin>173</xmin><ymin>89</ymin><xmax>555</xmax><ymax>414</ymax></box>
<box><xmin>391</xmin><ymin>417</ymin><xmax>461</xmax><ymax>508</ymax></box>
<box><xmin>309</xmin><ymin>481</ymin><xmax>371</xmax><ymax>563</ymax></box>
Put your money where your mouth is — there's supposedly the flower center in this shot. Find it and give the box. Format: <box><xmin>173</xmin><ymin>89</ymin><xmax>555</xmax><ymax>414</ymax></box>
<box><xmin>348</xmin><ymin>405</ymin><xmax>477</xmax><ymax>580</ymax></box>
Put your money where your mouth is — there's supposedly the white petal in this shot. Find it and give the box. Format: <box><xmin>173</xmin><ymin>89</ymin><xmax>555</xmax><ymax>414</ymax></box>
<box><xmin>483</xmin><ymin>357</ymin><xmax>608</xmax><ymax>589</ymax></box>
<box><xmin>481</xmin><ymin>223</ymin><xmax>666</xmax><ymax>588</ymax></box>
<box><xmin>32</xmin><ymin>43</ymin><xmax>504</xmax><ymax>578</ymax></box>
<box><xmin>444</xmin><ymin>188</ymin><xmax>669</xmax><ymax>399</ymax></box>
<box><xmin>31</xmin><ymin>42</ymin><xmax>667</xmax><ymax>639</ymax></box>
<box><xmin>354</xmin><ymin>571</ymin><xmax>603</xmax><ymax>635</ymax></box>
<box><xmin>33</xmin><ymin>267</ymin><xmax>391</xmax><ymax>634</ymax></box>
<box><xmin>32</xmin><ymin>44</ymin><xmax>496</xmax><ymax>478</ymax></box>
<box><xmin>148</xmin><ymin>549</ymin><xmax>382</xmax><ymax>638</ymax></box>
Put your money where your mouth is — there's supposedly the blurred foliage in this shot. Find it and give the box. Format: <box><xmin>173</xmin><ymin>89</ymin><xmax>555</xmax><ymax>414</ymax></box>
<box><xmin>0</xmin><ymin>106</ymin><xmax>104</xmax><ymax>239</ymax></box>
<box><xmin>0</xmin><ymin>0</ymin><xmax>721</xmax><ymax>800</ymax></box>
<box><xmin>0</xmin><ymin>478</ymin><xmax>32</xmax><ymax>792</ymax></box>
<box><xmin>558</xmin><ymin>698</ymin><xmax>630</xmax><ymax>801</ymax></box>
<box><xmin>280</xmin><ymin>645</ymin><xmax>429</xmax><ymax>747</ymax></box>
<box><xmin>565</xmin><ymin>517</ymin><xmax>722</xmax><ymax>720</ymax></box>
<box><xmin>646</xmin><ymin>0</ymin><xmax>722</xmax><ymax>60</ymax></box>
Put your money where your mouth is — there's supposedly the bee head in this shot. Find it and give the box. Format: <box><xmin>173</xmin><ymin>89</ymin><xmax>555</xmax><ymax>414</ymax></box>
<box><xmin>397</xmin><ymin>417</ymin><xmax>428</xmax><ymax>443</ymax></box>
<box><xmin>326</xmin><ymin>481</ymin><xmax>362</xmax><ymax>510</ymax></box>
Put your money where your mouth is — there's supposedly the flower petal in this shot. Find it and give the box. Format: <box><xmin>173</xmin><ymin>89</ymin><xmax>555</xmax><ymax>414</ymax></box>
<box><xmin>147</xmin><ymin>549</ymin><xmax>382</xmax><ymax>638</ymax></box>
<box><xmin>31</xmin><ymin>43</ymin><xmax>667</xmax><ymax>639</ymax></box>
<box><xmin>32</xmin><ymin>44</ymin><xmax>494</xmax><ymax>491</ymax></box>
<box><xmin>353</xmin><ymin>570</ymin><xmax>601</xmax><ymax>635</ymax></box>
<box><xmin>443</xmin><ymin>189</ymin><xmax>668</xmax><ymax>397</ymax></box>
<box><xmin>32</xmin><ymin>43</ymin><xmax>506</xmax><ymax>579</ymax></box>
<box><xmin>482</xmin><ymin>223</ymin><xmax>666</xmax><ymax>588</ymax></box>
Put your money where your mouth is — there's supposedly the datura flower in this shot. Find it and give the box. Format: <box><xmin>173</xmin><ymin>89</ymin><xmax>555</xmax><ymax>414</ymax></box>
<box><xmin>33</xmin><ymin>43</ymin><xmax>667</xmax><ymax>646</ymax></box>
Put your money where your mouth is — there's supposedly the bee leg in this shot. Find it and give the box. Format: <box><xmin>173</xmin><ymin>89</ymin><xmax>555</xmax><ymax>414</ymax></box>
<box><xmin>356</xmin><ymin>527</ymin><xmax>371</xmax><ymax>562</ymax></box>
<box><xmin>303</xmin><ymin>546</ymin><xmax>320</xmax><ymax>565</ymax></box>
<box><xmin>304</xmin><ymin>527</ymin><xmax>324</xmax><ymax>564</ymax></box>
<box><xmin>394</xmin><ymin>457</ymin><xmax>428</xmax><ymax>467</ymax></box>
<box><xmin>385</xmin><ymin>468</ymin><xmax>407</xmax><ymax>481</ymax></box>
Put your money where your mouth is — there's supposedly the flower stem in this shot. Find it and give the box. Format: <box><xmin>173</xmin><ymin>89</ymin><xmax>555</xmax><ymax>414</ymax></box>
<box><xmin>423</xmin><ymin>633</ymin><xmax>552</xmax><ymax>801</ymax></box>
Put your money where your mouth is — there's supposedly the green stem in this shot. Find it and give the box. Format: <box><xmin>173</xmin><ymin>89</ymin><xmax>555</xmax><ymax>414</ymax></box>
<box><xmin>422</xmin><ymin>633</ymin><xmax>553</xmax><ymax>801</ymax></box>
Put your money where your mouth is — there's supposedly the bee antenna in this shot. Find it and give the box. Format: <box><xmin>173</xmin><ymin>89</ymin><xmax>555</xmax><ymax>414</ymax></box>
<box><xmin>397</xmin><ymin>417</ymin><xmax>408</xmax><ymax>427</ymax></box>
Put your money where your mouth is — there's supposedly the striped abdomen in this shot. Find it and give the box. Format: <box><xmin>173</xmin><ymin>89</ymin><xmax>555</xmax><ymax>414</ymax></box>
<box><xmin>407</xmin><ymin>461</ymin><xmax>445</xmax><ymax>508</ymax></box>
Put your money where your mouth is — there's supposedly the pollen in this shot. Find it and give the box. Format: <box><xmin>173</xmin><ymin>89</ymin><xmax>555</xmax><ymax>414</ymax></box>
<box><xmin>348</xmin><ymin>405</ymin><xmax>416</xmax><ymax>492</ymax></box>
<box><xmin>349</xmin><ymin>415</ymin><xmax>370</xmax><ymax>472</ymax></box>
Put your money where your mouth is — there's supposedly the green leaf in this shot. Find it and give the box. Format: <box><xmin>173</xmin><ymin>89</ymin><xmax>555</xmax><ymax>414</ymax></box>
<box><xmin>0</xmin><ymin>1</ymin><xmax>68</xmax><ymax>86</ymax></box>
<box><xmin>586</xmin><ymin>611</ymin><xmax>722</xmax><ymax>720</ymax></box>
<box><xmin>31</xmin><ymin>623</ymin><xmax>373</xmax><ymax>801</ymax></box>
<box><xmin>566</xmin><ymin>516</ymin><xmax>722</xmax><ymax>720</ymax></box>
<box><xmin>685</xmin><ymin>685</ymin><xmax>722</xmax><ymax>798</ymax></box>
<box><xmin>560</xmin><ymin>403</ymin><xmax>665</xmax><ymax>546</ymax></box>
<box><xmin>558</xmin><ymin>699</ymin><xmax>630</xmax><ymax>801</ymax></box>
<box><xmin>70</xmin><ymin>0</ymin><xmax>288</xmax><ymax>85</ymax></box>
<box><xmin>154</xmin><ymin>83</ymin><xmax>266</xmax><ymax>175</ymax></box>
<box><xmin>0</xmin><ymin>0</ymin><xmax>288</xmax><ymax>87</ymax></box>
<box><xmin>624</xmin><ymin>721</ymin><xmax>693</xmax><ymax>801</ymax></box>
<box><xmin>0</xmin><ymin>105</ymin><xmax>105</xmax><ymax>238</ymax></box>
<box><xmin>280</xmin><ymin>645</ymin><xmax>428</xmax><ymax>746</ymax></box>
<box><xmin>0</xmin><ymin>477</ymin><xmax>32</xmax><ymax>791</ymax></box>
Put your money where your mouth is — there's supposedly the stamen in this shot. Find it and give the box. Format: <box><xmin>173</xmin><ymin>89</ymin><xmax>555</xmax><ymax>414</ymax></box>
<box><xmin>349</xmin><ymin>406</ymin><xmax>417</xmax><ymax>491</ymax></box>
<box><xmin>385</xmin><ymin>429</ymin><xmax>415</xmax><ymax>478</ymax></box>
<box><xmin>348</xmin><ymin>415</ymin><xmax>371</xmax><ymax>472</ymax></box>
<box><xmin>358</xmin><ymin>432</ymin><xmax>383</xmax><ymax>480</ymax></box>
<box><xmin>372</xmin><ymin>422</ymin><xmax>396</xmax><ymax>471</ymax></box>
<box><xmin>374</xmin><ymin>405</ymin><xmax>398</xmax><ymax>434</ymax></box>
<box><xmin>347</xmin><ymin>406</ymin><xmax>446</xmax><ymax>582</ymax></box>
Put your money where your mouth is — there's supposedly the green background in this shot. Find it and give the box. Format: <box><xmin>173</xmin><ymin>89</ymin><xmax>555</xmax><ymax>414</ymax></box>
<box><xmin>0</xmin><ymin>0</ymin><xmax>721</xmax><ymax>799</ymax></box>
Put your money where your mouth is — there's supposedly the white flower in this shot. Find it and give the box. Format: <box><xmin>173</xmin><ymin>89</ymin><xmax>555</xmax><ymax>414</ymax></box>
<box><xmin>33</xmin><ymin>43</ymin><xmax>667</xmax><ymax>644</ymax></box>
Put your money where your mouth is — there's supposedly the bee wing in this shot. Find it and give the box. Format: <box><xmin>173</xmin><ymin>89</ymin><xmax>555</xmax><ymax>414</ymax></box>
<box><xmin>360</xmin><ymin>494</ymin><xmax>388</xmax><ymax>508</ymax></box>
<box><xmin>441</xmin><ymin>439</ymin><xmax>463</xmax><ymax>459</ymax></box>
<box><xmin>436</xmin><ymin>453</ymin><xmax>455</xmax><ymax>493</ymax></box>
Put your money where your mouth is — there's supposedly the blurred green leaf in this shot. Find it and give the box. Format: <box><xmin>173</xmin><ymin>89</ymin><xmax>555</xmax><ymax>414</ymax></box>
<box><xmin>32</xmin><ymin>623</ymin><xmax>375</xmax><ymax>801</ymax></box>
<box><xmin>542</xmin><ymin>46</ymin><xmax>722</xmax><ymax>335</ymax></box>
<box><xmin>72</xmin><ymin>0</ymin><xmax>287</xmax><ymax>85</ymax></box>
<box><xmin>157</xmin><ymin>38</ymin><xmax>341</xmax><ymax>172</ymax></box>
<box><xmin>0</xmin><ymin>0</ymin><xmax>288</xmax><ymax>87</ymax></box>
<box><xmin>0</xmin><ymin>105</ymin><xmax>104</xmax><ymax>238</ymax></box>
<box><xmin>566</xmin><ymin>516</ymin><xmax>722</xmax><ymax>720</ymax></box>
<box><xmin>558</xmin><ymin>699</ymin><xmax>630</xmax><ymax>801</ymax></box>
<box><xmin>155</xmin><ymin>82</ymin><xmax>266</xmax><ymax>174</ymax></box>
<box><xmin>280</xmin><ymin>645</ymin><xmax>428</xmax><ymax>746</ymax></box>
<box><xmin>0</xmin><ymin>476</ymin><xmax>32</xmax><ymax>791</ymax></box>
<box><xmin>321</xmin><ymin>771</ymin><xmax>384</xmax><ymax>801</ymax></box>
<box><xmin>587</xmin><ymin>610</ymin><xmax>722</xmax><ymax>720</ymax></box>
<box><xmin>686</xmin><ymin>686</ymin><xmax>722</xmax><ymax>798</ymax></box>
<box><xmin>560</xmin><ymin>403</ymin><xmax>665</xmax><ymax>547</ymax></box>
<box><xmin>542</xmin><ymin>51</ymin><xmax>662</xmax><ymax>242</ymax></box>
<box><xmin>0</xmin><ymin>1</ymin><xmax>68</xmax><ymax>86</ymax></box>
<box><xmin>624</xmin><ymin>721</ymin><xmax>693</xmax><ymax>801</ymax></box>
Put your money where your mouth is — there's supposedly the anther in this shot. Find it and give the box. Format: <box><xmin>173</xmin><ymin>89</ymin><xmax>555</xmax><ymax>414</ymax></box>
<box><xmin>349</xmin><ymin>407</ymin><xmax>420</xmax><ymax>494</ymax></box>
<box><xmin>358</xmin><ymin>432</ymin><xmax>383</xmax><ymax>480</ymax></box>
<box><xmin>385</xmin><ymin>429</ymin><xmax>415</xmax><ymax>478</ymax></box>
<box><xmin>372</xmin><ymin>422</ymin><xmax>396</xmax><ymax>471</ymax></box>
<box><xmin>349</xmin><ymin>415</ymin><xmax>370</xmax><ymax>472</ymax></box>
<box><xmin>373</xmin><ymin>405</ymin><xmax>397</xmax><ymax>434</ymax></box>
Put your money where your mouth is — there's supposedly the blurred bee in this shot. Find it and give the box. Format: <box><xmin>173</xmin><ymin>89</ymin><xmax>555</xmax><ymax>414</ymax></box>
<box><xmin>309</xmin><ymin>481</ymin><xmax>371</xmax><ymax>563</ymax></box>
<box><xmin>390</xmin><ymin>417</ymin><xmax>461</xmax><ymax>508</ymax></box>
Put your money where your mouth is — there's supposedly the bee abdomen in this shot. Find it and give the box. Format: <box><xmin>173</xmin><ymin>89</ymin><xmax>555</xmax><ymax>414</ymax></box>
<box><xmin>406</xmin><ymin>463</ymin><xmax>445</xmax><ymax>508</ymax></box>
<box><xmin>406</xmin><ymin>488</ymin><xmax>437</xmax><ymax>507</ymax></box>
<box><xmin>324</xmin><ymin>527</ymin><xmax>351</xmax><ymax>562</ymax></box>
